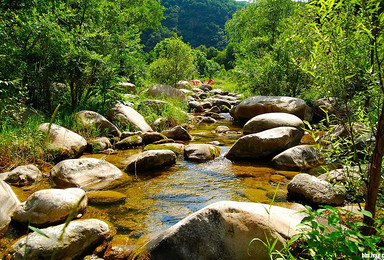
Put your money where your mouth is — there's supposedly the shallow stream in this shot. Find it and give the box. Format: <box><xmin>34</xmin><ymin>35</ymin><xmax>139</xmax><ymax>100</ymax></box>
<box><xmin>0</xmin><ymin>113</ymin><xmax>301</xmax><ymax>256</ymax></box>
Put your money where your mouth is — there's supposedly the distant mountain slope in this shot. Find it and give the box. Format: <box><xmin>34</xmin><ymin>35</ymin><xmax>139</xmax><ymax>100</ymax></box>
<box><xmin>142</xmin><ymin>0</ymin><xmax>244</xmax><ymax>51</ymax></box>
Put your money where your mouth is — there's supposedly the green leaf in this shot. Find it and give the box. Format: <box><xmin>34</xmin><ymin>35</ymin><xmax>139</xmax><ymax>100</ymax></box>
<box><xmin>28</xmin><ymin>225</ymin><xmax>50</xmax><ymax>238</ymax></box>
<box><xmin>358</xmin><ymin>209</ymin><xmax>373</xmax><ymax>218</ymax></box>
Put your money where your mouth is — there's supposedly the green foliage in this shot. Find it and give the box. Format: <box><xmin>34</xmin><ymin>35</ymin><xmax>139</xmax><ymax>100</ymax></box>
<box><xmin>149</xmin><ymin>36</ymin><xmax>196</xmax><ymax>85</ymax></box>
<box><xmin>291</xmin><ymin>206</ymin><xmax>384</xmax><ymax>259</ymax></box>
<box><xmin>0</xmin><ymin>0</ymin><xmax>164</xmax><ymax>113</ymax></box>
<box><xmin>193</xmin><ymin>49</ymin><xmax>221</xmax><ymax>78</ymax></box>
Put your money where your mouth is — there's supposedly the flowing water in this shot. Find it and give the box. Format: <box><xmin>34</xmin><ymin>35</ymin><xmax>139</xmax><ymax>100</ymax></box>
<box><xmin>0</xmin><ymin>114</ymin><xmax>301</xmax><ymax>255</ymax></box>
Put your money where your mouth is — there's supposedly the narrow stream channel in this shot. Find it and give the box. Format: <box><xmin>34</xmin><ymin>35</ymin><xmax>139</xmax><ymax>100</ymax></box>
<box><xmin>0</xmin><ymin>113</ymin><xmax>300</xmax><ymax>255</ymax></box>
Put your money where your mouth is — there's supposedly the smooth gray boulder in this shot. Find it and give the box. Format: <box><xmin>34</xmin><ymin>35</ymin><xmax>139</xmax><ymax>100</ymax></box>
<box><xmin>243</xmin><ymin>113</ymin><xmax>304</xmax><ymax>134</ymax></box>
<box><xmin>230</xmin><ymin>96</ymin><xmax>311</xmax><ymax>122</ymax></box>
<box><xmin>161</xmin><ymin>126</ymin><xmax>192</xmax><ymax>141</ymax></box>
<box><xmin>144</xmin><ymin>201</ymin><xmax>306</xmax><ymax>260</ymax></box>
<box><xmin>125</xmin><ymin>150</ymin><xmax>177</xmax><ymax>173</ymax></box>
<box><xmin>272</xmin><ymin>145</ymin><xmax>324</xmax><ymax>170</ymax></box>
<box><xmin>0</xmin><ymin>165</ymin><xmax>42</xmax><ymax>186</ymax></box>
<box><xmin>51</xmin><ymin>158</ymin><xmax>131</xmax><ymax>191</ymax></box>
<box><xmin>108</xmin><ymin>103</ymin><xmax>153</xmax><ymax>132</ymax></box>
<box><xmin>38</xmin><ymin>123</ymin><xmax>87</xmax><ymax>158</ymax></box>
<box><xmin>0</xmin><ymin>180</ymin><xmax>20</xmax><ymax>237</ymax></box>
<box><xmin>184</xmin><ymin>144</ymin><xmax>221</xmax><ymax>161</ymax></box>
<box><xmin>288</xmin><ymin>173</ymin><xmax>346</xmax><ymax>206</ymax></box>
<box><xmin>12</xmin><ymin>188</ymin><xmax>87</xmax><ymax>226</ymax></box>
<box><xmin>11</xmin><ymin>219</ymin><xmax>110</xmax><ymax>260</ymax></box>
<box><xmin>147</xmin><ymin>84</ymin><xmax>187</xmax><ymax>101</ymax></box>
<box><xmin>225</xmin><ymin>127</ymin><xmax>303</xmax><ymax>160</ymax></box>
<box><xmin>76</xmin><ymin>110</ymin><xmax>121</xmax><ymax>137</ymax></box>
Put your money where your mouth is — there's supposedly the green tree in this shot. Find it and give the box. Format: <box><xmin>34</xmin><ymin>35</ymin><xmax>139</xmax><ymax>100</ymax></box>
<box><xmin>149</xmin><ymin>36</ymin><xmax>196</xmax><ymax>85</ymax></box>
<box><xmin>0</xmin><ymin>0</ymin><xmax>164</xmax><ymax>113</ymax></box>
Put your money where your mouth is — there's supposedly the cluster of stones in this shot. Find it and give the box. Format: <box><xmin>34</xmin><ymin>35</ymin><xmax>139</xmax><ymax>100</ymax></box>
<box><xmin>0</xmin><ymin>81</ymin><xmax>355</xmax><ymax>259</ymax></box>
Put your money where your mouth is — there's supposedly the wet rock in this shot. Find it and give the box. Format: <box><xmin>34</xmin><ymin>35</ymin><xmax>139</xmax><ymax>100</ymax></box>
<box><xmin>0</xmin><ymin>180</ymin><xmax>20</xmax><ymax>237</ymax></box>
<box><xmin>188</xmin><ymin>101</ymin><xmax>204</xmax><ymax>112</ymax></box>
<box><xmin>125</xmin><ymin>150</ymin><xmax>177</xmax><ymax>173</ymax></box>
<box><xmin>212</xmin><ymin>98</ymin><xmax>231</xmax><ymax>109</ymax></box>
<box><xmin>90</xmin><ymin>137</ymin><xmax>111</xmax><ymax>153</ymax></box>
<box><xmin>147</xmin><ymin>84</ymin><xmax>187</xmax><ymax>101</ymax></box>
<box><xmin>103</xmin><ymin>235</ymin><xmax>136</xmax><ymax>260</ymax></box>
<box><xmin>38</xmin><ymin>123</ymin><xmax>87</xmax><ymax>158</ymax></box>
<box><xmin>121</xmin><ymin>131</ymin><xmax>142</xmax><ymax>139</ymax></box>
<box><xmin>76</xmin><ymin>110</ymin><xmax>121</xmax><ymax>137</ymax></box>
<box><xmin>0</xmin><ymin>165</ymin><xmax>42</xmax><ymax>186</ymax></box>
<box><xmin>144</xmin><ymin>201</ymin><xmax>306</xmax><ymax>260</ymax></box>
<box><xmin>287</xmin><ymin>173</ymin><xmax>346</xmax><ymax>206</ymax></box>
<box><xmin>12</xmin><ymin>188</ymin><xmax>87</xmax><ymax>226</ymax></box>
<box><xmin>201</xmin><ymin>100</ymin><xmax>212</xmax><ymax>108</ymax></box>
<box><xmin>115</xmin><ymin>135</ymin><xmax>143</xmax><ymax>149</ymax></box>
<box><xmin>161</xmin><ymin>126</ymin><xmax>192</xmax><ymax>141</ymax></box>
<box><xmin>200</xmin><ymin>116</ymin><xmax>216</xmax><ymax>124</ymax></box>
<box><xmin>230</xmin><ymin>96</ymin><xmax>311</xmax><ymax>122</ymax></box>
<box><xmin>210</xmin><ymin>113</ymin><xmax>225</xmax><ymax>120</ymax></box>
<box><xmin>243</xmin><ymin>113</ymin><xmax>304</xmax><ymax>134</ymax></box>
<box><xmin>184</xmin><ymin>144</ymin><xmax>221</xmax><ymax>161</ymax></box>
<box><xmin>144</xmin><ymin>143</ymin><xmax>185</xmax><ymax>155</ymax></box>
<box><xmin>215</xmin><ymin>126</ymin><xmax>230</xmax><ymax>133</ymax></box>
<box><xmin>207</xmin><ymin>106</ymin><xmax>221</xmax><ymax>113</ymax></box>
<box><xmin>108</xmin><ymin>103</ymin><xmax>153</xmax><ymax>132</ymax></box>
<box><xmin>141</xmin><ymin>132</ymin><xmax>166</xmax><ymax>144</ymax></box>
<box><xmin>272</xmin><ymin>145</ymin><xmax>324</xmax><ymax>170</ymax></box>
<box><xmin>51</xmin><ymin>158</ymin><xmax>130</xmax><ymax>191</ymax></box>
<box><xmin>210</xmin><ymin>88</ymin><xmax>228</xmax><ymax>95</ymax></box>
<box><xmin>225</xmin><ymin>127</ymin><xmax>303</xmax><ymax>160</ymax></box>
<box><xmin>86</xmin><ymin>190</ymin><xmax>127</xmax><ymax>204</ymax></box>
<box><xmin>11</xmin><ymin>219</ymin><xmax>110</xmax><ymax>260</ymax></box>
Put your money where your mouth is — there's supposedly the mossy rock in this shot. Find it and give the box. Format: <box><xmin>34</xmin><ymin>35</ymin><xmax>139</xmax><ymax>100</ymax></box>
<box><xmin>115</xmin><ymin>135</ymin><xmax>143</xmax><ymax>149</ymax></box>
<box><xmin>153</xmin><ymin>138</ymin><xmax>175</xmax><ymax>144</ymax></box>
<box><xmin>144</xmin><ymin>143</ymin><xmax>185</xmax><ymax>155</ymax></box>
<box><xmin>86</xmin><ymin>190</ymin><xmax>127</xmax><ymax>204</ymax></box>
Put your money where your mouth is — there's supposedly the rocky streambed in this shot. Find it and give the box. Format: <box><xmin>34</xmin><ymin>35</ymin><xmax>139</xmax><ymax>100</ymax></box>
<box><xmin>0</xmin><ymin>83</ymin><xmax>348</xmax><ymax>259</ymax></box>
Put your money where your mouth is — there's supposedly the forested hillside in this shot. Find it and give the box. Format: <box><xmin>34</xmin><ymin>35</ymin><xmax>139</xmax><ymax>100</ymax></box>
<box><xmin>142</xmin><ymin>0</ymin><xmax>244</xmax><ymax>51</ymax></box>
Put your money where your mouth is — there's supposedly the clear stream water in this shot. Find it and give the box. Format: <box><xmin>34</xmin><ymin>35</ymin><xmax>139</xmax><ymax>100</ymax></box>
<box><xmin>0</xmin><ymin>113</ymin><xmax>302</xmax><ymax>256</ymax></box>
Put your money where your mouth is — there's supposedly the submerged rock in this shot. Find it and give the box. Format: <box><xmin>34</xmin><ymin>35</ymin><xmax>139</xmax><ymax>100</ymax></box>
<box><xmin>11</xmin><ymin>219</ymin><xmax>110</xmax><ymax>260</ymax></box>
<box><xmin>225</xmin><ymin>127</ymin><xmax>303</xmax><ymax>160</ymax></box>
<box><xmin>125</xmin><ymin>150</ymin><xmax>177</xmax><ymax>173</ymax></box>
<box><xmin>38</xmin><ymin>123</ymin><xmax>87</xmax><ymax>158</ymax></box>
<box><xmin>86</xmin><ymin>190</ymin><xmax>127</xmax><ymax>204</ymax></box>
<box><xmin>12</xmin><ymin>188</ymin><xmax>87</xmax><ymax>226</ymax></box>
<box><xmin>288</xmin><ymin>173</ymin><xmax>346</xmax><ymax>206</ymax></box>
<box><xmin>0</xmin><ymin>165</ymin><xmax>42</xmax><ymax>186</ymax></box>
<box><xmin>51</xmin><ymin>158</ymin><xmax>131</xmax><ymax>191</ymax></box>
<box><xmin>144</xmin><ymin>201</ymin><xmax>306</xmax><ymax>260</ymax></box>
<box><xmin>0</xmin><ymin>180</ymin><xmax>20</xmax><ymax>237</ymax></box>
<box><xmin>184</xmin><ymin>144</ymin><xmax>221</xmax><ymax>161</ymax></box>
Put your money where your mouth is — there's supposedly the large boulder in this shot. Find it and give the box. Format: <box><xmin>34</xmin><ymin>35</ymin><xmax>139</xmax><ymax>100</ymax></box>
<box><xmin>0</xmin><ymin>165</ymin><xmax>42</xmax><ymax>186</ymax></box>
<box><xmin>230</xmin><ymin>96</ymin><xmax>311</xmax><ymax>122</ymax></box>
<box><xmin>125</xmin><ymin>150</ymin><xmax>176</xmax><ymax>173</ymax></box>
<box><xmin>184</xmin><ymin>144</ymin><xmax>221</xmax><ymax>161</ymax></box>
<box><xmin>0</xmin><ymin>180</ymin><xmax>20</xmax><ymax>237</ymax></box>
<box><xmin>10</xmin><ymin>219</ymin><xmax>110</xmax><ymax>260</ymax></box>
<box><xmin>108</xmin><ymin>103</ymin><xmax>153</xmax><ymax>132</ymax></box>
<box><xmin>147</xmin><ymin>84</ymin><xmax>187</xmax><ymax>101</ymax></box>
<box><xmin>243</xmin><ymin>113</ymin><xmax>304</xmax><ymax>134</ymax></box>
<box><xmin>12</xmin><ymin>188</ymin><xmax>87</xmax><ymax>226</ymax></box>
<box><xmin>272</xmin><ymin>145</ymin><xmax>324</xmax><ymax>170</ymax></box>
<box><xmin>51</xmin><ymin>158</ymin><xmax>131</xmax><ymax>191</ymax></box>
<box><xmin>144</xmin><ymin>201</ymin><xmax>306</xmax><ymax>260</ymax></box>
<box><xmin>38</xmin><ymin>123</ymin><xmax>87</xmax><ymax>158</ymax></box>
<box><xmin>76</xmin><ymin>110</ymin><xmax>121</xmax><ymax>137</ymax></box>
<box><xmin>287</xmin><ymin>173</ymin><xmax>346</xmax><ymax>206</ymax></box>
<box><xmin>161</xmin><ymin>126</ymin><xmax>192</xmax><ymax>141</ymax></box>
<box><xmin>225</xmin><ymin>127</ymin><xmax>303</xmax><ymax>160</ymax></box>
